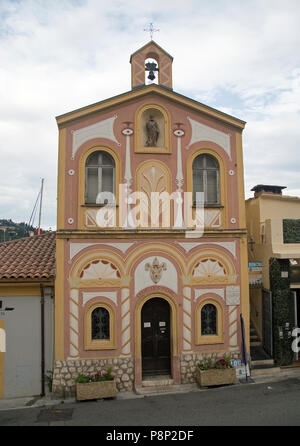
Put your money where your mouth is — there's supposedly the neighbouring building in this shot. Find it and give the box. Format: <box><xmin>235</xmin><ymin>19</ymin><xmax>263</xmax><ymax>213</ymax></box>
<box><xmin>246</xmin><ymin>184</ymin><xmax>300</xmax><ymax>366</ymax></box>
<box><xmin>0</xmin><ymin>232</ymin><xmax>55</xmax><ymax>398</ymax></box>
<box><xmin>52</xmin><ymin>40</ymin><xmax>249</xmax><ymax>396</ymax></box>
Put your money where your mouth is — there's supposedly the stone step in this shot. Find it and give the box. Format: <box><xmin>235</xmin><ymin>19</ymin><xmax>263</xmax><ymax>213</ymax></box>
<box><xmin>142</xmin><ymin>378</ymin><xmax>174</xmax><ymax>387</ymax></box>
<box><xmin>250</xmin><ymin>324</ymin><xmax>262</xmax><ymax>344</ymax></box>
<box><xmin>250</xmin><ymin>341</ymin><xmax>262</xmax><ymax>347</ymax></box>
<box><xmin>250</xmin><ymin>335</ymin><xmax>261</xmax><ymax>342</ymax></box>
<box><xmin>251</xmin><ymin>359</ymin><xmax>274</xmax><ymax>368</ymax></box>
<box><xmin>135</xmin><ymin>383</ymin><xmax>197</xmax><ymax>396</ymax></box>
<box><xmin>251</xmin><ymin>366</ymin><xmax>281</xmax><ymax>377</ymax></box>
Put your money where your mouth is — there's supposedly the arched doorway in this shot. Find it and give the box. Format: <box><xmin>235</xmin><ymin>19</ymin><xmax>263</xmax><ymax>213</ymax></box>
<box><xmin>141</xmin><ymin>298</ymin><xmax>171</xmax><ymax>377</ymax></box>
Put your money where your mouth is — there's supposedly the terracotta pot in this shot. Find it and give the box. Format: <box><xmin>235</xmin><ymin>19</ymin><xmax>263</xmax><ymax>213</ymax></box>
<box><xmin>76</xmin><ymin>380</ymin><xmax>117</xmax><ymax>401</ymax></box>
<box><xmin>196</xmin><ymin>367</ymin><xmax>236</xmax><ymax>387</ymax></box>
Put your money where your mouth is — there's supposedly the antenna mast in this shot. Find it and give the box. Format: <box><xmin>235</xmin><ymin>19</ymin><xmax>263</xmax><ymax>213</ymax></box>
<box><xmin>37</xmin><ymin>178</ymin><xmax>44</xmax><ymax>235</ymax></box>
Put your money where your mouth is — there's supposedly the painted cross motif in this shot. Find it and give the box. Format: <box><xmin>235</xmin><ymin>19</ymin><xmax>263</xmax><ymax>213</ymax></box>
<box><xmin>145</xmin><ymin>257</ymin><xmax>167</xmax><ymax>284</ymax></box>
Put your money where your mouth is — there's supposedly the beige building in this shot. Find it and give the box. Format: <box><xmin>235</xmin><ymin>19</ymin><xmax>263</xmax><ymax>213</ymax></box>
<box><xmin>246</xmin><ymin>185</ymin><xmax>300</xmax><ymax>365</ymax></box>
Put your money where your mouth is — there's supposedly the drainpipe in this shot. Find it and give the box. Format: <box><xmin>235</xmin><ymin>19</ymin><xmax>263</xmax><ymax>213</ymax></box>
<box><xmin>40</xmin><ymin>283</ymin><xmax>45</xmax><ymax>397</ymax></box>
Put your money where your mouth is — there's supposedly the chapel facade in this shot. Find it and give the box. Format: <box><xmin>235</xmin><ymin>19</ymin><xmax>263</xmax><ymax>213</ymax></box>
<box><xmin>53</xmin><ymin>41</ymin><xmax>249</xmax><ymax>395</ymax></box>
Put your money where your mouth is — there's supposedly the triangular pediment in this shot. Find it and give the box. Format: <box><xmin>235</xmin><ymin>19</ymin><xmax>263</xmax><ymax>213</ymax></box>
<box><xmin>129</xmin><ymin>40</ymin><xmax>173</xmax><ymax>62</ymax></box>
<box><xmin>56</xmin><ymin>84</ymin><xmax>246</xmax><ymax>130</ymax></box>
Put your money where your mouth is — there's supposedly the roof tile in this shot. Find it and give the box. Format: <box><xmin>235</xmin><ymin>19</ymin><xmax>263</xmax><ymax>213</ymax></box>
<box><xmin>0</xmin><ymin>232</ymin><xmax>56</xmax><ymax>280</ymax></box>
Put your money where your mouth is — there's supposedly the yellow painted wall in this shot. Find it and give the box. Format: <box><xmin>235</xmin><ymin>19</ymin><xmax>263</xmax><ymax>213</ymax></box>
<box><xmin>260</xmin><ymin>195</ymin><xmax>300</xmax><ymax>221</ymax></box>
<box><xmin>57</xmin><ymin>128</ymin><xmax>66</xmax><ymax>230</ymax></box>
<box><xmin>55</xmin><ymin>238</ymin><xmax>65</xmax><ymax>360</ymax></box>
<box><xmin>0</xmin><ymin>285</ymin><xmax>41</xmax><ymax>296</ymax></box>
<box><xmin>236</xmin><ymin>132</ymin><xmax>247</xmax><ymax>229</ymax></box>
<box><xmin>240</xmin><ymin>235</ymin><xmax>250</xmax><ymax>350</ymax></box>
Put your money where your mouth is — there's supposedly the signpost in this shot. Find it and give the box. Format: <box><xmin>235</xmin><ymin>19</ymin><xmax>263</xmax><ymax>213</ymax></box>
<box><xmin>248</xmin><ymin>261</ymin><xmax>262</xmax><ymax>286</ymax></box>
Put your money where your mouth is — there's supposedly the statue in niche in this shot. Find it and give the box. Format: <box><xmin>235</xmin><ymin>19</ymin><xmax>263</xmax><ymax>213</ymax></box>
<box><xmin>145</xmin><ymin>115</ymin><xmax>159</xmax><ymax>147</ymax></box>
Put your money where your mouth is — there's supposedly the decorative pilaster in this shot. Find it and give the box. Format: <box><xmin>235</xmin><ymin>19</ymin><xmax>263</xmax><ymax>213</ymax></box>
<box><xmin>228</xmin><ymin>305</ymin><xmax>239</xmax><ymax>351</ymax></box>
<box><xmin>69</xmin><ymin>289</ymin><xmax>80</xmax><ymax>359</ymax></box>
<box><xmin>182</xmin><ymin>286</ymin><xmax>192</xmax><ymax>351</ymax></box>
<box><xmin>120</xmin><ymin>277</ymin><xmax>131</xmax><ymax>356</ymax></box>
<box><xmin>173</xmin><ymin>127</ymin><xmax>185</xmax><ymax>228</ymax></box>
<box><xmin>122</xmin><ymin>127</ymin><xmax>134</xmax><ymax>228</ymax></box>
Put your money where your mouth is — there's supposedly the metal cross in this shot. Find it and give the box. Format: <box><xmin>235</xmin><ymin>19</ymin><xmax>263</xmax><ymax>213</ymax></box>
<box><xmin>144</xmin><ymin>22</ymin><xmax>159</xmax><ymax>40</ymax></box>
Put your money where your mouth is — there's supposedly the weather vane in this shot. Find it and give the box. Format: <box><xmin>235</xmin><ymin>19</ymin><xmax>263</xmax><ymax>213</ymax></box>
<box><xmin>144</xmin><ymin>22</ymin><xmax>159</xmax><ymax>40</ymax></box>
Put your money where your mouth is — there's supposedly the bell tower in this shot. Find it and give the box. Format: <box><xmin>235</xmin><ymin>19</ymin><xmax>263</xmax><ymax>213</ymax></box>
<box><xmin>130</xmin><ymin>40</ymin><xmax>173</xmax><ymax>90</ymax></box>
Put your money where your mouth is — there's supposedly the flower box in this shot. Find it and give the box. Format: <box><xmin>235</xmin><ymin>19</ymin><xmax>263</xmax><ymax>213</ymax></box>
<box><xmin>76</xmin><ymin>380</ymin><xmax>117</xmax><ymax>401</ymax></box>
<box><xmin>196</xmin><ymin>367</ymin><xmax>236</xmax><ymax>387</ymax></box>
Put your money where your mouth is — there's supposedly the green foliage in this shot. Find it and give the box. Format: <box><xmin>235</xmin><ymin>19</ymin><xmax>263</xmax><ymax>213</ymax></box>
<box><xmin>76</xmin><ymin>367</ymin><xmax>115</xmax><ymax>383</ymax></box>
<box><xmin>215</xmin><ymin>356</ymin><xmax>232</xmax><ymax>369</ymax></box>
<box><xmin>283</xmin><ymin>219</ymin><xmax>300</xmax><ymax>243</ymax></box>
<box><xmin>45</xmin><ymin>370</ymin><xmax>53</xmax><ymax>392</ymax></box>
<box><xmin>269</xmin><ymin>258</ymin><xmax>294</xmax><ymax>366</ymax></box>
<box><xmin>0</xmin><ymin>219</ymin><xmax>36</xmax><ymax>242</ymax></box>
<box><xmin>198</xmin><ymin>358</ymin><xmax>212</xmax><ymax>370</ymax></box>
<box><xmin>198</xmin><ymin>355</ymin><xmax>232</xmax><ymax>370</ymax></box>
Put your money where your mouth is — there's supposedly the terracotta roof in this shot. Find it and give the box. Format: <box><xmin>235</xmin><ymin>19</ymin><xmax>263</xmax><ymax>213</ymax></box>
<box><xmin>0</xmin><ymin>232</ymin><xmax>56</xmax><ymax>280</ymax></box>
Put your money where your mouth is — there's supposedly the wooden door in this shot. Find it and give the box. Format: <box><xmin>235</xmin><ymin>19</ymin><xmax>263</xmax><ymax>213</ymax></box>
<box><xmin>141</xmin><ymin>298</ymin><xmax>171</xmax><ymax>376</ymax></box>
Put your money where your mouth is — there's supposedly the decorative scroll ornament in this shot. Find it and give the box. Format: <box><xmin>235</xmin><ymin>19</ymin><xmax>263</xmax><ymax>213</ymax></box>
<box><xmin>145</xmin><ymin>257</ymin><xmax>167</xmax><ymax>284</ymax></box>
<box><xmin>80</xmin><ymin>260</ymin><xmax>120</xmax><ymax>280</ymax></box>
<box><xmin>193</xmin><ymin>259</ymin><xmax>226</xmax><ymax>278</ymax></box>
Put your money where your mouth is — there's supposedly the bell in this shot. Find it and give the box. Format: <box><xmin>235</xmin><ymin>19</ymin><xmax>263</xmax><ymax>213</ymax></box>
<box><xmin>145</xmin><ymin>61</ymin><xmax>158</xmax><ymax>82</ymax></box>
<box><xmin>148</xmin><ymin>71</ymin><xmax>155</xmax><ymax>81</ymax></box>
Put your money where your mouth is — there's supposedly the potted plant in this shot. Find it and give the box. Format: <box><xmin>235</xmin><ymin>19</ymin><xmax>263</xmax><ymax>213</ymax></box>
<box><xmin>196</xmin><ymin>356</ymin><xmax>236</xmax><ymax>387</ymax></box>
<box><xmin>76</xmin><ymin>367</ymin><xmax>117</xmax><ymax>401</ymax></box>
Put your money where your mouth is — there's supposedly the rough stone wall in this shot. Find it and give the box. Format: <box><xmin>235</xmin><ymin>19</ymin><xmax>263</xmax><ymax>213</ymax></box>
<box><xmin>52</xmin><ymin>358</ymin><xmax>134</xmax><ymax>397</ymax></box>
<box><xmin>180</xmin><ymin>351</ymin><xmax>240</xmax><ymax>384</ymax></box>
<box><xmin>52</xmin><ymin>351</ymin><xmax>241</xmax><ymax>396</ymax></box>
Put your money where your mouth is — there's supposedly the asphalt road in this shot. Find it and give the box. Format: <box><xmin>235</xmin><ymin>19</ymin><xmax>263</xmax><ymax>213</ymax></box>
<box><xmin>0</xmin><ymin>377</ymin><xmax>300</xmax><ymax>427</ymax></box>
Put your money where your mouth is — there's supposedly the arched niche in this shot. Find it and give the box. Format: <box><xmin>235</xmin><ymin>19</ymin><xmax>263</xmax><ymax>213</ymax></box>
<box><xmin>135</xmin><ymin>104</ymin><xmax>170</xmax><ymax>154</ymax></box>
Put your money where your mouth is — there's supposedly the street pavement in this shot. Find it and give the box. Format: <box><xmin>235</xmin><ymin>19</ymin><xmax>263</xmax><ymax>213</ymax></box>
<box><xmin>0</xmin><ymin>369</ymin><xmax>300</xmax><ymax>427</ymax></box>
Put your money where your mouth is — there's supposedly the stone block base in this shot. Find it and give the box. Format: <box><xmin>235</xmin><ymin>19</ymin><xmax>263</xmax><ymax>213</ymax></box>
<box><xmin>52</xmin><ymin>358</ymin><xmax>134</xmax><ymax>398</ymax></box>
<box><xmin>180</xmin><ymin>351</ymin><xmax>240</xmax><ymax>384</ymax></box>
<box><xmin>51</xmin><ymin>351</ymin><xmax>241</xmax><ymax>396</ymax></box>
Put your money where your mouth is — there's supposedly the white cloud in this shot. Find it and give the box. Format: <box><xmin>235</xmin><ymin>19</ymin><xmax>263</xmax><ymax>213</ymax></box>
<box><xmin>0</xmin><ymin>0</ymin><xmax>300</xmax><ymax>227</ymax></box>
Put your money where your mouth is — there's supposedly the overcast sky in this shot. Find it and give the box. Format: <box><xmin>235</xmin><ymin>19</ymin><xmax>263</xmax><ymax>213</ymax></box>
<box><xmin>1</xmin><ymin>0</ymin><xmax>300</xmax><ymax>229</ymax></box>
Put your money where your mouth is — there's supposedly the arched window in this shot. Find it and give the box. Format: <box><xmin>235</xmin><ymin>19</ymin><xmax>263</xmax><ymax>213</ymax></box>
<box><xmin>85</xmin><ymin>151</ymin><xmax>115</xmax><ymax>204</ymax></box>
<box><xmin>195</xmin><ymin>298</ymin><xmax>224</xmax><ymax>345</ymax></box>
<box><xmin>84</xmin><ymin>302</ymin><xmax>116</xmax><ymax>350</ymax></box>
<box><xmin>201</xmin><ymin>304</ymin><xmax>217</xmax><ymax>335</ymax></box>
<box><xmin>91</xmin><ymin>307</ymin><xmax>110</xmax><ymax>340</ymax></box>
<box><xmin>192</xmin><ymin>154</ymin><xmax>219</xmax><ymax>205</ymax></box>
